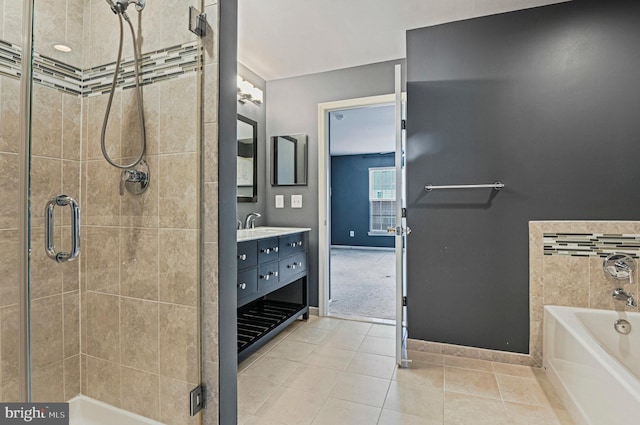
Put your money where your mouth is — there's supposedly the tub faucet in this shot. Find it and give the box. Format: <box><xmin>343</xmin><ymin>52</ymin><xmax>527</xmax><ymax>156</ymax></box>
<box><xmin>612</xmin><ymin>288</ymin><xmax>637</xmax><ymax>307</ymax></box>
<box><xmin>244</xmin><ymin>212</ymin><xmax>261</xmax><ymax>229</ymax></box>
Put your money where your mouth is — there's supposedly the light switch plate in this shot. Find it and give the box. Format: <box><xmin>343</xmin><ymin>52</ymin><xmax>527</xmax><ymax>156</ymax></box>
<box><xmin>275</xmin><ymin>195</ymin><xmax>284</xmax><ymax>208</ymax></box>
<box><xmin>291</xmin><ymin>194</ymin><xmax>303</xmax><ymax>208</ymax></box>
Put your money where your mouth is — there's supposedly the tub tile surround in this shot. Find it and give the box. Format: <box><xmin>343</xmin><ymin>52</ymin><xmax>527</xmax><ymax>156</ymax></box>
<box><xmin>407</xmin><ymin>221</ymin><xmax>640</xmax><ymax>370</ymax></box>
<box><xmin>238</xmin><ymin>316</ymin><xmax>575</xmax><ymax>425</ymax></box>
<box><xmin>0</xmin><ymin>0</ymin><xmax>220</xmax><ymax>423</ymax></box>
<box><xmin>529</xmin><ymin>221</ymin><xmax>640</xmax><ymax>365</ymax></box>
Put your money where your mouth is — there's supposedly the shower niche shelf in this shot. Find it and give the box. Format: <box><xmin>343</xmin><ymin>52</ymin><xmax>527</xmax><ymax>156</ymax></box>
<box><xmin>236</xmin><ymin>229</ymin><xmax>310</xmax><ymax>362</ymax></box>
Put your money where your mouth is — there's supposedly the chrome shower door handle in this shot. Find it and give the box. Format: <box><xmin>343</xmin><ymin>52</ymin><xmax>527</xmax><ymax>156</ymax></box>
<box><xmin>45</xmin><ymin>195</ymin><xmax>81</xmax><ymax>263</ymax></box>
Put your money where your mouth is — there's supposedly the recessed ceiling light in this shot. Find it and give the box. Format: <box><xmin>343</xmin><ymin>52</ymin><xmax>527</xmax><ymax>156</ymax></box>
<box><xmin>53</xmin><ymin>44</ymin><xmax>72</xmax><ymax>53</ymax></box>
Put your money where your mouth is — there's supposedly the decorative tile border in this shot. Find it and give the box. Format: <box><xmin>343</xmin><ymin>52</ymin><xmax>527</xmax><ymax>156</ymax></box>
<box><xmin>0</xmin><ymin>40</ymin><xmax>23</xmax><ymax>80</ymax></box>
<box><xmin>543</xmin><ymin>233</ymin><xmax>640</xmax><ymax>258</ymax></box>
<box><xmin>34</xmin><ymin>52</ymin><xmax>83</xmax><ymax>95</ymax></box>
<box><xmin>0</xmin><ymin>39</ymin><xmax>201</xmax><ymax>96</ymax></box>
<box><xmin>83</xmin><ymin>41</ymin><xmax>200</xmax><ymax>97</ymax></box>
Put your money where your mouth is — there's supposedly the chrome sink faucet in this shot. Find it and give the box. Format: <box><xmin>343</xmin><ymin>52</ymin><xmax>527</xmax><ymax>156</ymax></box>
<box><xmin>612</xmin><ymin>288</ymin><xmax>637</xmax><ymax>308</ymax></box>
<box><xmin>244</xmin><ymin>212</ymin><xmax>261</xmax><ymax>229</ymax></box>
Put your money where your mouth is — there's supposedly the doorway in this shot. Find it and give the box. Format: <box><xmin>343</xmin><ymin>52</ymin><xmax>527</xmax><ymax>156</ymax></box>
<box><xmin>328</xmin><ymin>105</ymin><xmax>397</xmax><ymax>322</ymax></box>
<box><xmin>317</xmin><ymin>93</ymin><xmax>406</xmax><ymax>323</ymax></box>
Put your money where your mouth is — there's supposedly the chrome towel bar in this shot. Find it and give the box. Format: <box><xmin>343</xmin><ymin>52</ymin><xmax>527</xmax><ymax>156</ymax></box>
<box><xmin>424</xmin><ymin>181</ymin><xmax>504</xmax><ymax>192</ymax></box>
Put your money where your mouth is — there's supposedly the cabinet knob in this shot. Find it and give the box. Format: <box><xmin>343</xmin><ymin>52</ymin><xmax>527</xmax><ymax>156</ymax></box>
<box><xmin>261</xmin><ymin>248</ymin><xmax>271</xmax><ymax>254</ymax></box>
<box><xmin>238</xmin><ymin>254</ymin><xmax>247</xmax><ymax>261</ymax></box>
<box><xmin>297</xmin><ymin>241</ymin><xmax>303</xmax><ymax>247</ymax></box>
<box><xmin>288</xmin><ymin>263</ymin><xmax>298</xmax><ymax>270</ymax></box>
<box><xmin>274</xmin><ymin>247</ymin><xmax>279</xmax><ymax>252</ymax></box>
<box><xmin>260</xmin><ymin>274</ymin><xmax>270</xmax><ymax>280</ymax></box>
<box><xmin>238</xmin><ymin>283</ymin><xmax>246</xmax><ymax>290</ymax></box>
<box><xmin>272</xmin><ymin>271</ymin><xmax>279</xmax><ymax>277</ymax></box>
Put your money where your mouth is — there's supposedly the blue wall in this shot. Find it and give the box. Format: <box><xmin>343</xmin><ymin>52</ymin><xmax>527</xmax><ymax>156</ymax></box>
<box><xmin>331</xmin><ymin>153</ymin><xmax>395</xmax><ymax>248</ymax></box>
<box><xmin>406</xmin><ymin>0</ymin><xmax>640</xmax><ymax>354</ymax></box>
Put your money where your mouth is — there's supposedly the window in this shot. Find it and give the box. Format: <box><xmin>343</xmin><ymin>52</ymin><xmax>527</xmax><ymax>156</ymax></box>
<box><xmin>369</xmin><ymin>167</ymin><xmax>396</xmax><ymax>235</ymax></box>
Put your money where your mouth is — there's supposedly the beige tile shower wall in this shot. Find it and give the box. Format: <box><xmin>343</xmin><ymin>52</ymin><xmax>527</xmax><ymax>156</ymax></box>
<box><xmin>83</xmin><ymin>0</ymin><xmax>200</xmax><ymax>70</ymax></box>
<box><xmin>81</xmin><ymin>77</ymin><xmax>200</xmax><ymax>425</ymax></box>
<box><xmin>80</xmin><ymin>2</ymin><xmax>204</xmax><ymax>423</ymax></box>
<box><xmin>33</xmin><ymin>0</ymin><xmax>85</xmax><ymax>68</ymax></box>
<box><xmin>529</xmin><ymin>221</ymin><xmax>640</xmax><ymax>366</ymax></box>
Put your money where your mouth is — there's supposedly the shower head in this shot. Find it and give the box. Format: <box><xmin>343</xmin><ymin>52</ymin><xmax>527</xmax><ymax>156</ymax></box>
<box><xmin>106</xmin><ymin>0</ymin><xmax>145</xmax><ymax>15</ymax></box>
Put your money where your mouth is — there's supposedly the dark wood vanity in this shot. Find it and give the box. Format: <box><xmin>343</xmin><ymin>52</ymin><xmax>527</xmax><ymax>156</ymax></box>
<box><xmin>236</xmin><ymin>228</ymin><xmax>310</xmax><ymax>361</ymax></box>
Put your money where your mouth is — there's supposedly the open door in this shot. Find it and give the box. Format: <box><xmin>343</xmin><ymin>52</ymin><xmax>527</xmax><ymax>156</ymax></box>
<box><xmin>394</xmin><ymin>64</ymin><xmax>410</xmax><ymax>367</ymax></box>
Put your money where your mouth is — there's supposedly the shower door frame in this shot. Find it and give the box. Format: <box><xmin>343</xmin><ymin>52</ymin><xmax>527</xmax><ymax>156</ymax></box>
<box><xmin>17</xmin><ymin>0</ymin><xmax>35</xmax><ymax>402</ymax></box>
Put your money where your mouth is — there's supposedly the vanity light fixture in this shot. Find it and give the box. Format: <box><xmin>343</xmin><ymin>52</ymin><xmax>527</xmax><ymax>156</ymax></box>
<box><xmin>237</xmin><ymin>76</ymin><xmax>263</xmax><ymax>105</ymax></box>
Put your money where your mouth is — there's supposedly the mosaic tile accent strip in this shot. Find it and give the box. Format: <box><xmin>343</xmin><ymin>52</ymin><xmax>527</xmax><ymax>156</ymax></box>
<box><xmin>543</xmin><ymin>233</ymin><xmax>640</xmax><ymax>258</ymax></box>
<box><xmin>0</xmin><ymin>39</ymin><xmax>201</xmax><ymax>96</ymax></box>
<box><xmin>0</xmin><ymin>40</ymin><xmax>22</xmax><ymax>80</ymax></box>
<box><xmin>34</xmin><ymin>52</ymin><xmax>83</xmax><ymax>95</ymax></box>
<box><xmin>83</xmin><ymin>41</ymin><xmax>201</xmax><ymax>97</ymax></box>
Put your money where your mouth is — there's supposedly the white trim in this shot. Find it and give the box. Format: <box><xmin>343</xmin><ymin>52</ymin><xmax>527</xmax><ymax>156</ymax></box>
<box><xmin>317</xmin><ymin>93</ymin><xmax>405</xmax><ymax>317</ymax></box>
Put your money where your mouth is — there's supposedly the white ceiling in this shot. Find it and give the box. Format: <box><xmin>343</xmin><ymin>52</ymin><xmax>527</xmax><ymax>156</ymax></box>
<box><xmin>238</xmin><ymin>0</ymin><xmax>567</xmax><ymax>81</ymax></box>
<box><xmin>329</xmin><ymin>105</ymin><xmax>396</xmax><ymax>156</ymax></box>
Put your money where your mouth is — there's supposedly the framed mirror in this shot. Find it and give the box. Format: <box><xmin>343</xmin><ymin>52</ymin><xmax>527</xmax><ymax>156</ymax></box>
<box><xmin>271</xmin><ymin>134</ymin><xmax>308</xmax><ymax>186</ymax></box>
<box><xmin>237</xmin><ymin>114</ymin><xmax>257</xmax><ymax>202</ymax></box>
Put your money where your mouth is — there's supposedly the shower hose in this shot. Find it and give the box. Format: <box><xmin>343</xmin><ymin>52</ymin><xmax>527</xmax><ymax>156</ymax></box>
<box><xmin>101</xmin><ymin>10</ymin><xmax>146</xmax><ymax>170</ymax></box>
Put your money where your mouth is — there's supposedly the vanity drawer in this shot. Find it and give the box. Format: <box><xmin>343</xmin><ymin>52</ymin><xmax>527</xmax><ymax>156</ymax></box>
<box><xmin>279</xmin><ymin>233</ymin><xmax>305</xmax><ymax>258</ymax></box>
<box><xmin>237</xmin><ymin>240</ymin><xmax>258</xmax><ymax>270</ymax></box>
<box><xmin>258</xmin><ymin>261</ymin><xmax>279</xmax><ymax>290</ymax></box>
<box><xmin>258</xmin><ymin>237</ymin><xmax>280</xmax><ymax>263</ymax></box>
<box><xmin>237</xmin><ymin>268</ymin><xmax>258</xmax><ymax>301</ymax></box>
<box><xmin>279</xmin><ymin>253</ymin><xmax>306</xmax><ymax>282</ymax></box>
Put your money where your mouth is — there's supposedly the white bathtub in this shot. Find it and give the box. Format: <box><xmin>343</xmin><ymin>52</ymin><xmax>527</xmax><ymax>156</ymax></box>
<box><xmin>69</xmin><ymin>396</ymin><xmax>165</xmax><ymax>425</ymax></box>
<box><xmin>544</xmin><ymin>305</ymin><xmax>640</xmax><ymax>425</ymax></box>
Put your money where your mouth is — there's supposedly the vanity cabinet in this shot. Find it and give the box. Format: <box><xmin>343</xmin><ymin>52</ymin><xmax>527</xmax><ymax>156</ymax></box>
<box><xmin>236</xmin><ymin>229</ymin><xmax>310</xmax><ymax>361</ymax></box>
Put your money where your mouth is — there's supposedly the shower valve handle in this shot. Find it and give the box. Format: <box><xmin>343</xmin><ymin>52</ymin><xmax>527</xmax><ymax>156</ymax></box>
<box><xmin>119</xmin><ymin>164</ymin><xmax>150</xmax><ymax>196</ymax></box>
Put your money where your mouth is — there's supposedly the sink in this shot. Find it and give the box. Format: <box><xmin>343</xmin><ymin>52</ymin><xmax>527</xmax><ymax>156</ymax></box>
<box><xmin>237</xmin><ymin>226</ymin><xmax>311</xmax><ymax>241</ymax></box>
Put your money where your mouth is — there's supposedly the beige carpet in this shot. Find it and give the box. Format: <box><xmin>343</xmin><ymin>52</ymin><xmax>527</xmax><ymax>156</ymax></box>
<box><xmin>329</xmin><ymin>247</ymin><xmax>396</xmax><ymax>320</ymax></box>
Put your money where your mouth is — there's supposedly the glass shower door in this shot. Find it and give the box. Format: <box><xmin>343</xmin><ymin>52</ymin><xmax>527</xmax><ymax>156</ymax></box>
<box><xmin>27</xmin><ymin>0</ymin><xmax>84</xmax><ymax>404</ymax></box>
<box><xmin>23</xmin><ymin>1</ymin><xmax>204</xmax><ymax>424</ymax></box>
<box><xmin>0</xmin><ymin>0</ymin><xmax>24</xmax><ymax>404</ymax></box>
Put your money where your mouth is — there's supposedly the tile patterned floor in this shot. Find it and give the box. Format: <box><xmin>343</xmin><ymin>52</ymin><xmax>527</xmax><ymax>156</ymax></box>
<box><xmin>238</xmin><ymin>316</ymin><xmax>575</xmax><ymax>425</ymax></box>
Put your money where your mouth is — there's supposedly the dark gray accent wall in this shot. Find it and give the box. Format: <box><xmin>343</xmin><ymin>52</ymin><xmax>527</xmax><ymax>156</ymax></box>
<box><xmin>218</xmin><ymin>0</ymin><xmax>238</xmax><ymax>422</ymax></box>
<box><xmin>406</xmin><ymin>0</ymin><xmax>640</xmax><ymax>354</ymax></box>
<box><xmin>266</xmin><ymin>60</ymin><xmax>406</xmax><ymax>306</ymax></box>
<box><xmin>331</xmin><ymin>154</ymin><xmax>395</xmax><ymax>248</ymax></box>
<box><xmin>238</xmin><ymin>63</ymin><xmax>268</xmax><ymax>222</ymax></box>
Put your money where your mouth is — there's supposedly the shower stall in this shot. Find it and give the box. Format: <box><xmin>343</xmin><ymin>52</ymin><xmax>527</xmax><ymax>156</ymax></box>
<box><xmin>0</xmin><ymin>0</ymin><xmax>217</xmax><ymax>424</ymax></box>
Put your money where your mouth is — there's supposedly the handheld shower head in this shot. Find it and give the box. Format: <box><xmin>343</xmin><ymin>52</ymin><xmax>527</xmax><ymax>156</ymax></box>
<box><xmin>105</xmin><ymin>0</ymin><xmax>118</xmax><ymax>14</ymax></box>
